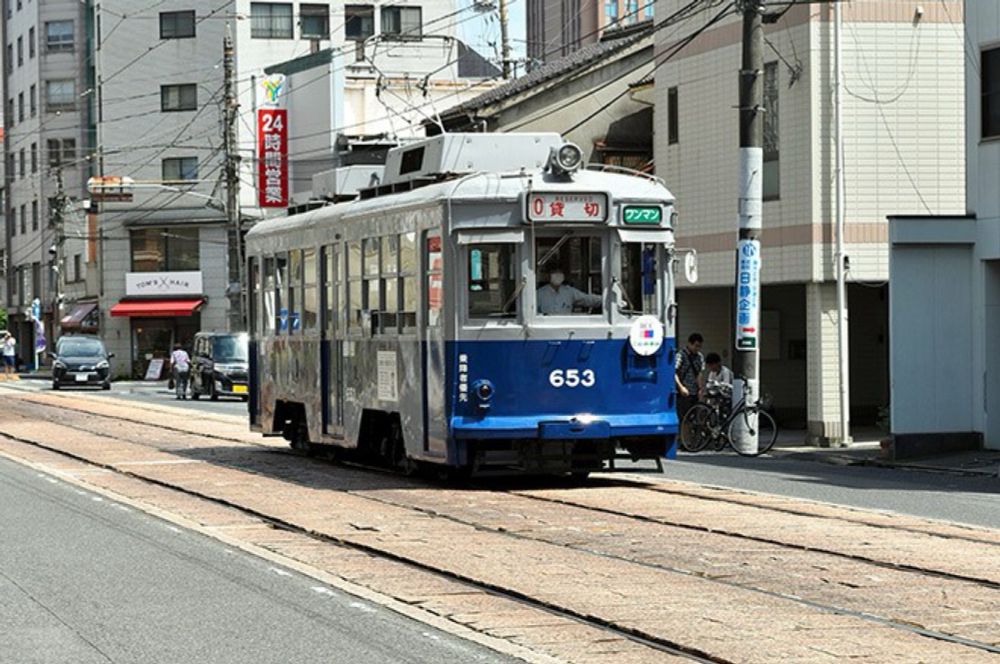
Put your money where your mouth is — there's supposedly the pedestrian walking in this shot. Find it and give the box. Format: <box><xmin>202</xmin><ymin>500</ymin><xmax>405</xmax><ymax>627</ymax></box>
<box><xmin>2</xmin><ymin>332</ymin><xmax>16</xmax><ymax>380</ymax></box>
<box><xmin>674</xmin><ymin>332</ymin><xmax>704</xmax><ymax>421</ymax></box>
<box><xmin>170</xmin><ymin>343</ymin><xmax>191</xmax><ymax>400</ymax></box>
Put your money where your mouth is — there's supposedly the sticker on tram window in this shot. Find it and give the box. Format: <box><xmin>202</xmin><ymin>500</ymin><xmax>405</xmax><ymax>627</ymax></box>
<box><xmin>622</xmin><ymin>205</ymin><xmax>663</xmax><ymax>225</ymax></box>
<box><xmin>527</xmin><ymin>192</ymin><xmax>607</xmax><ymax>222</ymax></box>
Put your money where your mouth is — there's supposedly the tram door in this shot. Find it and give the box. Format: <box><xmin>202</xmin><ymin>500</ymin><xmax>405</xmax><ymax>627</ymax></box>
<box><xmin>323</xmin><ymin>245</ymin><xmax>345</xmax><ymax>436</ymax></box>
<box><xmin>422</xmin><ymin>232</ymin><xmax>447</xmax><ymax>456</ymax></box>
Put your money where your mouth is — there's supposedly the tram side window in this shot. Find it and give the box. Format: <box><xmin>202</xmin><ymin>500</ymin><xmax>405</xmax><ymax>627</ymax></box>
<box><xmin>425</xmin><ymin>233</ymin><xmax>443</xmax><ymax>328</ymax></box>
<box><xmin>362</xmin><ymin>237</ymin><xmax>380</xmax><ymax>319</ymax></box>
<box><xmin>323</xmin><ymin>246</ymin><xmax>334</xmax><ymax>334</ymax></box>
<box><xmin>303</xmin><ymin>247</ymin><xmax>318</xmax><ymax>331</ymax></box>
<box><xmin>275</xmin><ymin>254</ymin><xmax>288</xmax><ymax>334</ymax></box>
<box><xmin>380</xmin><ymin>235</ymin><xmax>399</xmax><ymax>331</ymax></box>
<box><xmin>289</xmin><ymin>249</ymin><xmax>302</xmax><ymax>334</ymax></box>
<box><xmin>249</xmin><ymin>257</ymin><xmax>259</xmax><ymax>336</ymax></box>
<box><xmin>347</xmin><ymin>241</ymin><xmax>362</xmax><ymax>332</ymax></box>
<box><xmin>263</xmin><ymin>256</ymin><xmax>276</xmax><ymax>335</ymax></box>
<box><xmin>535</xmin><ymin>235</ymin><xmax>603</xmax><ymax>316</ymax></box>
<box><xmin>621</xmin><ymin>243</ymin><xmax>659</xmax><ymax>315</ymax></box>
<box><xmin>468</xmin><ymin>244</ymin><xmax>517</xmax><ymax>319</ymax></box>
<box><xmin>335</xmin><ymin>245</ymin><xmax>346</xmax><ymax>332</ymax></box>
<box><xmin>400</xmin><ymin>231</ymin><xmax>417</xmax><ymax>331</ymax></box>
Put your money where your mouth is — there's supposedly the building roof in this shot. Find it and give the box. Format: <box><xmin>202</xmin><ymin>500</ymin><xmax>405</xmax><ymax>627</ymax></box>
<box><xmin>440</xmin><ymin>21</ymin><xmax>654</xmax><ymax>118</ymax></box>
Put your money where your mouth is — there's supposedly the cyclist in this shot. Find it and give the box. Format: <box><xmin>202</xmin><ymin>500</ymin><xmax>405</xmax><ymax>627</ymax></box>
<box><xmin>699</xmin><ymin>352</ymin><xmax>733</xmax><ymax>399</ymax></box>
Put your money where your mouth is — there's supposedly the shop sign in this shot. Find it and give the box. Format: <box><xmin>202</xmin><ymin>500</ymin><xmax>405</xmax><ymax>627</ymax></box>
<box><xmin>126</xmin><ymin>272</ymin><xmax>203</xmax><ymax>297</ymax></box>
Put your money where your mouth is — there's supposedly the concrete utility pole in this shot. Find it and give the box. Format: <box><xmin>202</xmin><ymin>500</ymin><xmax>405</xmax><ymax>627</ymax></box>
<box><xmin>731</xmin><ymin>0</ymin><xmax>764</xmax><ymax>454</ymax></box>
<box><xmin>499</xmin><ymin>0</ymin><xmax>512</xmax><ymax>79</ymax></box>
<box><xmin>51</xmin><ymin>166</ymin><xmax>67</xmax><ymax>340</ymax></box>
<box><xmin>833</xmin><ymin>1</ymin><xmax>851</xmax><ymax>446</ymax></box>
<box><xmin>223</xmin><ymin>24</ymin><xmax>245</xmax><ymax>330</ymax></box>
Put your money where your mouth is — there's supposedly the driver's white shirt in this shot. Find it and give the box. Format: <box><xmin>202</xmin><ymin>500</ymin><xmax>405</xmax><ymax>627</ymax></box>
<box><xmin>536</xmin><ymin>284</ymin><xmax>602</xmax><ymax>315</ymax></box>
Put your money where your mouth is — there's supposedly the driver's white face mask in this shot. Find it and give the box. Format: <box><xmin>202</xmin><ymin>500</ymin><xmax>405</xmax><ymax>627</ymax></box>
<box><xmin>550</xmin><ymin>272</ymin><xmax>565</xmax><ymax>287</ymax></box>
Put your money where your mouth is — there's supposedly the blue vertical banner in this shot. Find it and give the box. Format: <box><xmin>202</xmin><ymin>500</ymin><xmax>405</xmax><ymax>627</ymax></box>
<box><xmin>735</xmin><ymin>239</ymin><xmax>761</xmax><ymax>351</ymax></box>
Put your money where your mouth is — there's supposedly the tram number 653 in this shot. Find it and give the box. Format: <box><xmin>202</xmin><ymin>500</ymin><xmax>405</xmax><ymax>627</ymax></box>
<box><xmin>549</xmin><ymin>369</ymin><xmax>596</xmax><ymax>388</ymax></box>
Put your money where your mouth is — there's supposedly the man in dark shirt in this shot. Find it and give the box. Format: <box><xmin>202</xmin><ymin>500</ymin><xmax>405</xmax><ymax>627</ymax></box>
<box><xmin>674</xmin><ymin>332</ymin><xmax>704</xmax><ymax>421</ymax></box>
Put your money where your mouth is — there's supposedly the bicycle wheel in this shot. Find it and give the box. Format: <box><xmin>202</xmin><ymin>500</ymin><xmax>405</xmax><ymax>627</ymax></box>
<box><xmin>680</xmin><ymin>404</ymin><xmax>715</xmax><ymax>453</ymax></box>
<box><xmin>727</xmin><ymin>407</ymin><xmax>778</xmax><ymax>457</ymax></box>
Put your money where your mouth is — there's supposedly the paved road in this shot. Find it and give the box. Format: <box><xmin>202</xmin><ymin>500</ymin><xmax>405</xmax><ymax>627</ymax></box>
<box><xmin>7</xmin><ymin>378</ymin><xmax>244</xmax><ymax>417</ymax></box>
<box><xmin>655</xmin><ymin>452</ymin><xmax>1000</xmax><ymax>529</ymax></box>
<box><xmin>0</xmin><ymin>455</ymin><xmax>510</xmax><ymax>664</ymax></box>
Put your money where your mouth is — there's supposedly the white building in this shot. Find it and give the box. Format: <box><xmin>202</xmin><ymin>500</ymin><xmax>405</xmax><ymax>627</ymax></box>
<box><xmin>889</xmin><ymin>0</ymin><xmax>1000</xmax><ymax>456</ymax></box>
<box><xmin>653</xmin><ymin>0</ymin><xmax>965</xmax><ymax>444</ymax></box>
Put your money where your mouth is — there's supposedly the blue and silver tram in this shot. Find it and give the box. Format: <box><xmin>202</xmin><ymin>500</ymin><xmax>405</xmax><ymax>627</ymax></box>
<box><xmin>245</xmin><ymin>133</ymin><xmax>680</xmax><ymax>475</ymax></box>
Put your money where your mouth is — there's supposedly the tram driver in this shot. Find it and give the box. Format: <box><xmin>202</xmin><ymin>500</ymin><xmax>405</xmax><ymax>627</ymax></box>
<box><xmin>537</xmin><ymin>266</ymin><xmax>603</xmax><ymax>315</ymax></box>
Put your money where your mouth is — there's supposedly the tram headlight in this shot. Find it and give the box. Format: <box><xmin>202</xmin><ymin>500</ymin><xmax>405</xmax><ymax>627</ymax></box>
<box><xmin>549</xmin><ymin>143</ymin><xmax>584</xmax><ymax>175</ymax></box>
<box><xmin>472</xmin><ymin>379</ymin><xmax>495</xmax><ymax>410</ymax></box>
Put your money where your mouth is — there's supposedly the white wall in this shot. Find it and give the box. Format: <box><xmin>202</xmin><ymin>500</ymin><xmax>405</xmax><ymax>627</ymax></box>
<box><xmin>890</xmin><ymin>244</ymin><xmax>974</xmax><ymax>434</ymax></box>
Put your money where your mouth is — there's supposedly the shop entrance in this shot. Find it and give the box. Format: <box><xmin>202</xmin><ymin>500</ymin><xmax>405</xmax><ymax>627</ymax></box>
<box><xmin>131</xmin><ymin>316</ymin><xmax>200</xmax><ymax>379</ymax></box>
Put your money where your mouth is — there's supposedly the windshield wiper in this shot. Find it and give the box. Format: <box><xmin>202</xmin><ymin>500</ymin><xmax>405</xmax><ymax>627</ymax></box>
<box><xmin>500</xmin><ymin>277</ymin><xmax>527</xmax><ymax>315</ymax></box>
<box><xmin>537</xmin><ymin>232</ymin><xmax>573</xmax><ymax>268</ymax></box>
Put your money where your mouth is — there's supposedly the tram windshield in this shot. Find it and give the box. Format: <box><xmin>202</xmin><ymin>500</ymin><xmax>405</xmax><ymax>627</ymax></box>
<box><xmin>468</xmin><ymin>244</ymin><xmax>518</xmax><ymax>318</ymax></box>
<box><xmin>535</xmin><ymin>234</ymin><xmax>603</xmax><ymax>316</ymax></box>
<box><xmin>619</xmin><ymin>242</ymin><xmax>659</xmax><ymax>316</ymax></box>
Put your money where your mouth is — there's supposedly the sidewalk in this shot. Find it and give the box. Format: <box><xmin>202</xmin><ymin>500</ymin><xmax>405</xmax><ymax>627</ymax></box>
<box><xmin>772</xmin><ymin>427</ymin><xmax>1000</xmax><ymax>477</ymax></box>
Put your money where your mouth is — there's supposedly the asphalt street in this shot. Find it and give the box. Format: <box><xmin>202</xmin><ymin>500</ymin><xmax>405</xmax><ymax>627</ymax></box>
<box><xmin>0</xmin><ymin>455</ymin><xmax>511</xmax><ymax>664</ymax></box>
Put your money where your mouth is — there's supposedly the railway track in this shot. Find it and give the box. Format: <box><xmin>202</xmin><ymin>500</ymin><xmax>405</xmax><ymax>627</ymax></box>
<box><xmin>2</xmin><ymin>389</ymin><xmax>999</xmax><ymax>661</ymax></box>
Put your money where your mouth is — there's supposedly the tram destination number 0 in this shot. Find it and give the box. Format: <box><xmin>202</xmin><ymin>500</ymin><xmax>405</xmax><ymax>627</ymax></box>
<box><xmin>549</xmin><ymin>369</ymin><xmax>596</xmax><ymax>388</ymax></box>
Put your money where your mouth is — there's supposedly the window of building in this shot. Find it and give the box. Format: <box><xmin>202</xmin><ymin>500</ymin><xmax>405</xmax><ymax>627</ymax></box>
<box><xmin>6</xmin><ymin>97</ymin><xmax>13</xmax><ymax>126</ymax></box>
<box><xmin>45</xmin><ymin>20</ymin><xmax>74</xmax><ymax>52</ymax></box>
<box><xmin>5</xmin><ymin>45</ymin><xmax>11</xmax><ymax>73</ymax></box>
<box><xmin>381</xmin><ymin>6</ymin><xmax>421</xmax><ymax>39</ymax></box>
<box><xmin>17</xmin><ymin>35</ymin><xmax>23</xmax><ymax>66</ymax></box>
<box><xmin>72</xmin><ymin>254</ymin><xmax>81</xmax><ymax>282</ymax></box>
<box><xmin>46</xmin><ymin>139</ymin><xmax>76</xmax><ymax>168</ymax></box>
<box><xmin>345</xmin><ymin>5</ymin><xmax>374</xmax><ymax>41</ymax></box>
<box><xmin>19</xmin><ymin>204</ymin><xmax>26</xmax><ymax>234</ymax></box>
<box><xmin>983</xmin><ymin>47</ymin><xmax>1000</xmax><ymax>139</ymax></box>
<box><xmin>643</xmin><ymin>0</ymin><xmax>653</xmax><ymax>19</ymax></box>
<box><xmin>603</xmin><ymin>0</ymin><xmax>618</xmax><ymax>24</ymax></box>
<box><xmin>29</xmin><ymin>84</ymin><xmax>35</xmax><ymax>116</ymax></box>
<box><xmin>17</xmin><ymin>92</ymin><xmax>24</xmax><ymax>122</ymax></box>
<box><xmin>31</xmin><ymin>200</ymin><xmax>37</xmax><ymax>230</ymax></box>
<box><xmin>30</xmin><ymin>142</ymin><xmax>37</xmax><ymax>173</ymax></box>
<box><xmin>300</xmin><ymin>4</ymin><xmax>329</xmax><ymax>39</ymax></box>
<box><xmin>250</xmin><ymin>3</ymin><xmax>293</xmax><ymax>39</ymax></box>
<box><xmin>763</xmin><ymin>61</ymin><xmax>779</xmax><ymax>200</ymax></box>
<box><xmin>667</xmin><ymin>86</ymin><xmax>678</xmax><ymax>145</ymax></box>
<box><xmin>625</xmin><ymin>0</ymin><xmax>638</xmax><ymax>24</ymax></box>
<box><xmin>160</xmin><ymin>83</ymin><xmax>197</xmax><ymax>111</ymax></box>
<box><xmin>62</xmin><ymin>138</ymin><xmax>75</xmax><ymax>164</ymax></box>
<box><xmin>28</xmin><ymin>26</ymin><xmax>34</xmax><ymax>58</ymax></box>
<box><xmin>162</xmin><ymin>156</ymin><xmax>198</xmax><ymax>182</ymax></box>
<box><xmin>160</xmin><ymin>10</ymin><xmax>195</xmax><ymax>39</ymax></box>
<box><xmin>45</xmin><ymin>79</ymin><xmax>76</xmax><ymax>110</ymax></box>
<box><xmin>129</xmin><ymin>227</ymin><xmax>200</xmax><ymax>272</ymax></box>
<box><xmin>19</xmin><ymin>149</ymin><xmax>25</xmax><ymax>177</ymax></box>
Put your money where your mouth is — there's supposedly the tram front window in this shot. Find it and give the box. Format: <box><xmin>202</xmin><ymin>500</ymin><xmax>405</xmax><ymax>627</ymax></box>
<box><xmin>620</xmin><ymin>242</ymin><xmax>659</xmax><ymax>315</ymax></box>
<box><xmin>535</xmin><ymin>235</ymin><xmax>603</xmax><ymax>316</ymax></box>
<box><xmin>468</xmin><ymin>244</ymin><xmax>518</xmax><ymax>318</ymax></box>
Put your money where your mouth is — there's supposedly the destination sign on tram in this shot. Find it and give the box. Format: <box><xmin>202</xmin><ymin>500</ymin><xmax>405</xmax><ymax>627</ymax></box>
<box><xmin>527</xmin><ymin>192</ymin><xmax>608</xmax><ymax>222</ymax></box>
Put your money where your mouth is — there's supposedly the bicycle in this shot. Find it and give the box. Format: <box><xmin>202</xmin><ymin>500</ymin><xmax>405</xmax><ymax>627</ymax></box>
<box><xmin>679</xmin><ymin>384</ymin><xmax>777</xmax><ymax>456</ymax></box>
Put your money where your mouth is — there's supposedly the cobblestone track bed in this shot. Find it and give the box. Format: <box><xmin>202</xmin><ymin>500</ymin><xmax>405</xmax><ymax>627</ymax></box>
<box><xmin>1</xmin><ymin>394</ymin><xmax>1000</xmax><ymax>655</ymax></box>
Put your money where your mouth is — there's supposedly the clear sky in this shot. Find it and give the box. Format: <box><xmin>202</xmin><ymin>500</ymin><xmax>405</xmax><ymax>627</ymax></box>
<box><xmin>459</xmin><ymin>0</ymin><xmax>527</xmax><ymax>73</ymax></box>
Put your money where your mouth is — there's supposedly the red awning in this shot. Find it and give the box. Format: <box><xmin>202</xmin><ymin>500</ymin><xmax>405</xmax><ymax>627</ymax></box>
<box><xmin>110</xmin><ymin>298</ymin><xmax>204</xmax><ymax>317</ymax></box>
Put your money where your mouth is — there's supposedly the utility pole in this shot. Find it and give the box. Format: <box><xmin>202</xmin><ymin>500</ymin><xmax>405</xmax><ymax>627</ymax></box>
<box><xmin>731</xmin><ymin>0</ymin><xmax>764</xmax><ymax>455</ymax></box>
<box><xmin>499</xmin><ymin>0</ymin><xmax>512</xmax><ymax>79</ymax></box>
<box><xmin>223</xmin><ymin>24</ymin><xmax>245</xmax><ymax>330</ymax></box>
<box><xmin>51</xmin><ymin>166</ymin><xmax>67</xmax><ymax>340</ymax></box>
<box><xmin>833</xmin><ymin>1</ymin><xmax>850</xmax><ymax>446</ymax></box>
